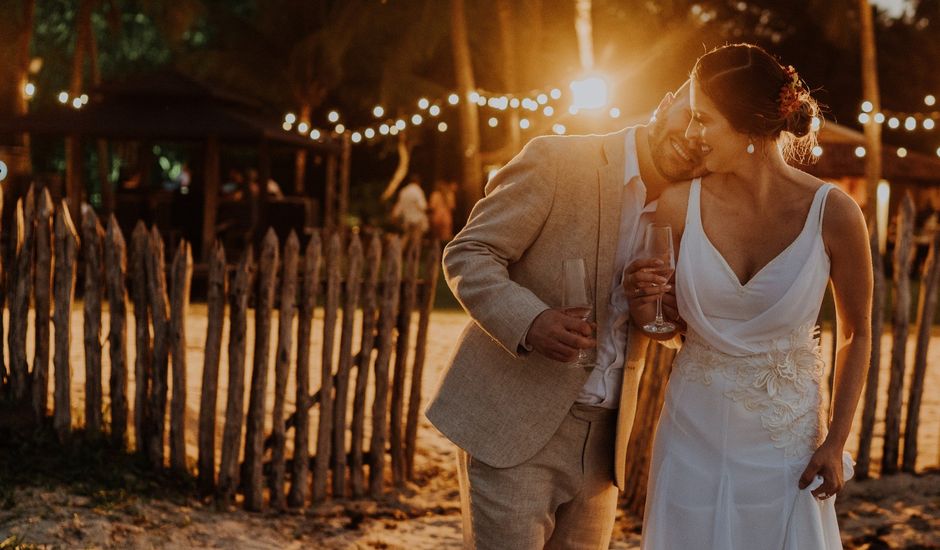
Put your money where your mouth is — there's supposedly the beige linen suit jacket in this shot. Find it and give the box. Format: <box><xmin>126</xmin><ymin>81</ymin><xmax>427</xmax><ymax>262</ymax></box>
<box><xmin>426</xmin><ymin>127</ymin><xmax>652</xmax><ymax>489</ymax></box>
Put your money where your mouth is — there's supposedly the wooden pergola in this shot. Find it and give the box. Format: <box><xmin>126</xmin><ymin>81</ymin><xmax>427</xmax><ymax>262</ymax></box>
<box><xmin>1</xmin><ymin>70</ymin><xmax>351</xmax><ymax>261</ymax></box>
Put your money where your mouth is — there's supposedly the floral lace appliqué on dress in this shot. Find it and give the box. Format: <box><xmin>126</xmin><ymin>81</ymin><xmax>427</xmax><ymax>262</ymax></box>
<box><xmin>675</xmin><ymin>323</ymin><xmax>826</xmax><ymax>458</ymax></box>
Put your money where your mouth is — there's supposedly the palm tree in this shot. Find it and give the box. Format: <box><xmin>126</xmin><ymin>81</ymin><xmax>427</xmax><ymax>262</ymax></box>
<box><xmin>451</xmin><ymin>0</ymin><xmax>483</xmax><ymax>216</ymax></box>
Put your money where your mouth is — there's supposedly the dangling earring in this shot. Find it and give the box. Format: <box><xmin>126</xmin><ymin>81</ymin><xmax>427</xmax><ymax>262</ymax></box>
<box><xmin>746</xmin><ymin>138</ymin><xmax>756</xmax><ymax>155</ymax></box>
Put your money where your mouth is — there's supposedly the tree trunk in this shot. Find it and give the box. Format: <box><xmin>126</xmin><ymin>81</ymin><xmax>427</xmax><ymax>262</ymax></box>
<box><xmin>293</xmin><ymin>104</ymin><xmax>311</xmax><ymax>195</ymax></box>
<box><xmin>66</xmin><ymin>0</ymin><xmax>94</xmax><ymax>215</ymax></box>
<box><xmin>858</xmin><ymin>0</ymin><xmax>881</xmax><ymax>227</ymax></box>
<box><xmin>496</xmin><ymin>0</ymin><xmax>521</xmax><ymax>155</ymax></box>
<box><xmin>450</xmin><ymin>0</ymin><xmax>483</xmax><ymax>220</ymax></box>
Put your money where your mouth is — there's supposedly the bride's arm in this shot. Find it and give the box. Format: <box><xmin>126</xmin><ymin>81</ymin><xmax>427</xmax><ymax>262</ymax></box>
<box><xmin>799</xmin><ymin>190</ymin><xmax>873</xmax><ymax>498</ymax></box>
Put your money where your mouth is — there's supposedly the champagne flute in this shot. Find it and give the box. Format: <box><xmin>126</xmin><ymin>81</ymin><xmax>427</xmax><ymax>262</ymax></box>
<box><xmin>562</xmin><ymin>258</ymin><xmax>595</xmax><ymax>368</ymax></box>
<box><xmin>641</xmin><ymin>224</ymin><xmax>677</xmax><ymax>334</ymax></box>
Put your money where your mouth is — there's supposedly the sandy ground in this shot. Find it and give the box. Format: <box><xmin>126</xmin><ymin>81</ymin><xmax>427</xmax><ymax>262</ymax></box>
<box><xmin>2</xmin><ymin>309</ymin><xmax>939</xmax><ymax>548</ymax></box>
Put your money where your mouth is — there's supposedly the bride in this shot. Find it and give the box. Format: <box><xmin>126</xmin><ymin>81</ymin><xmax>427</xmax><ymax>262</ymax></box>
<box><xmin>626</xmin><ymin>43</ymin><xmax>872</xmax><ymax>549</ymax></box>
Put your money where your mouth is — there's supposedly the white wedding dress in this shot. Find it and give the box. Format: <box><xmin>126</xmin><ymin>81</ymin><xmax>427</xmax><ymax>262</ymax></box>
<box><xmin>641</xmin><ymin>179</ymin><xmax>853</xmax><ymax>549</ymax></box>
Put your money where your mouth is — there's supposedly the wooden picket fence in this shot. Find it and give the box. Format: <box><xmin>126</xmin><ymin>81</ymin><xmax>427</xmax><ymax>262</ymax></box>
<box><xmin>621</xmin><ymin>192</ymin><xmax>940</xmax><ymax>515</ymax></box>
<box><xmin>1</xmin><ymin>186</ymin><xmax>441</xmax><ymax>511</ymax></box>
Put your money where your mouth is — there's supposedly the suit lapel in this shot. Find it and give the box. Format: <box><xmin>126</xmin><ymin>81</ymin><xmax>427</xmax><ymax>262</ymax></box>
<box><xmin>594</xmin><ymin>130</ymin><xmax>628</xmax><ymax>333</ymax></box>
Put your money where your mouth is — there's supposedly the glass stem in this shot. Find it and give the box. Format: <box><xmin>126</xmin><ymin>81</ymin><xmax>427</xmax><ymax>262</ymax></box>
<box><xmin>655</xmin><ymin>294</ymin><xmax>665</xmax><ymax>325</ymax></box>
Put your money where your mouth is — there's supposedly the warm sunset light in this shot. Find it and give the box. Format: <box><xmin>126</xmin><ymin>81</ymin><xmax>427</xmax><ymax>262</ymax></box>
<box><xmin>569</xmin><ymin>75</ymin><xmax>609</xmax><ymax>110</ymax></box>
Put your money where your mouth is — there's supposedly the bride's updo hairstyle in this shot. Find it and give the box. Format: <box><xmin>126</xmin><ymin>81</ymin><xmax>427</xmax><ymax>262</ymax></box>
<box><xmin>691</xmin><ymin>43</ymin><xmax>821</xmax><ymax>163</ymax></box>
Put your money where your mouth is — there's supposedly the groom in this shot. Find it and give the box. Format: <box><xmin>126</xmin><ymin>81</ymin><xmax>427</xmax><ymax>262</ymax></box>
<box><xmin>426</xmin><ymin>82</ymin><xmax>706</xmax><ymax>549</ymax></box>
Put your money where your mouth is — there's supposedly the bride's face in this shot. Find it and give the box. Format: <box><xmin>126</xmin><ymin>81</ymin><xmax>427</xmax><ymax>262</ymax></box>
<box><xmin>686</xmin><ymin>80</ymin><xmax>751</xmax><ymax>174</ymax></box>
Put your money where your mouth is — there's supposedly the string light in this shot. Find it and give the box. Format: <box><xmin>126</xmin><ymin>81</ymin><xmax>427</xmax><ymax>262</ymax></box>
<box><xmin>861</xmin><ymin>101</ymin><xmax>873</xmax><ymax>113</ymax></box>
<box><xmin>874</xmin><ymin>113</ymin><xmax>885</xmax><ymax>124</ymax></box>
<box><xmin>543</xmin><ymin>106</ymin><xmax>554</xmax><ymax>116</ymax></box>
<box><xmin>509</xmin><ymin>98</ymin><xmax>520</xmax><ymax>108</ymax></box>
<box><xmin>568</xmin><ymin>106</ymin><xmax>579</xmax><ymax>115</ymax></box>
<box><xmin>310</xmin><ymin>129</ymin><xmax>321</xmax><ymax>139</ymax></box>
<box><xmin>373</xmin><ymin>106</ymin><xmax>384</xmax><ymax>118</ymax></box>
<box><xmin>897</xmin><ymin>147</ymin><xmax>908</xmax><ymax>158</ymax></box>
<box><xmin>380</xmin><ymin>124</ymin><xmax>389</xmax><ymax>135</ymax></box>
<box><xmin>411</xmin><ymin>114</ymin><xmax>423</xmax><ymax>125</ymax></box>
<box><xmin>335</xmin><ymin>123</ymin><xmax>346</xmax><ymax>134</ymax></box>
<box><xmin>609</xmin><ymin>107</ymin><xmax>621</xmax><ymax>119</ymax></box>
<box><xmin>285</xmin><ymin>113</ymin><xmax>297</xmax><ymax>124</ymax></box>
<box><xmin>418</xmin><ymin>98</ymin><xmax>430</xmax><ymax>109</ymax></box>
<box><xmin>80</xmin><ymin>94</ymin><xmax>89</xmax><ymax>105</ymax></box>
<box><xmin>520</xmin><ymin>118</ymin><xmax>530</xmax><ymax>129</ymax></box>
<box><xmin>552</xmin><ymin>123</ymin><xmax>566</xmax><ymax>135</ymax></box>
<box><xmin>297</xmin><ymin>122</ymin><xmax>309</xmax><ymax>134</ymax></box>
<box><xmin>351</xmin><ymin>131</ymin><xmax>362</xmax><ymax>143</ymax></box>
<box><xmin>395</xmin><ymin>119</ymin><xmax>406</xmax><ymax>130</ymax></box>
<box><xmin>58</xmin><ymin>91</ymin><xmax>69</xmax><ymax>104</ymax></box>
<box><xmin>328</xmin><ymin>111</ymin><xmax>340</xmax><ymax>123</ymax></box>
<box><xmin>364</xmin><ymin>128</ymin><xmax>375</xmax><ymax>139</ymax></box>
<box><xmin>24</xmin><ymin>82</ymin><xmax>36</xmax><ymax>98</ymax></box>
<box><xmin>905</xmin><ymin>116</ymin><xmax>917</xmax><ymax>131</ymax></box>
<box><xmin>936</xmin><ymin>147</ymin><xmax>940</xmax><ymax>157</ymax></box>
<box><xmin>550</xmin><ymin>88</ymin><xmax>562</xmax><ymax>100</ymax></box>
<box><xmin>429</xmin><ymin>105</ymin><xmax>441</xmax><ymax>116</ymax></box>
<box><xmin>448</xmin><ymin>93</ymin><xmax>459</xmax><ymax>105</ymax></box>
<box><xmin>925</xmin><ymin>119</ymin><xmax>935</xmax><ymax>130</ymax></box>
<box><xmin>537</xmin><ymin>93</ymin><xmax>549</xmax><ymax>105</ymax></box>
<box><xmin>810</xmin><ymin>117</ymin><xmax>821</xmax><ymax>132</ymax></box>
<box><xmin>855</xmin><ymin>146</ymin><xmax>866</xmax><ymax>158</ymax></box>
<box><xmin>488</xmin><ymin>117</ymin><xmax>498</xmax><ymax>127</ymax></box>
<box><xmin>811</xmin><ymin>145</ymin><xmax>823</xmax><ymax>157</ymax></box>
<box><xmin>468</xmin><ymin>91</ymin><xmax>480</xmax><ymax>103</ymax></box>
<box><xmin>888</xmin><ymin>117</ymin><xmax>900</xmax><ymax>129</ymax></box>
<box><xmin>282</xmin><ymin>122</ymin><xmax>292</xmax><ymax>131</ymax></box>
<box><xmin>927</xmin><ymin>95</ymin><xmax>937</xmax><ymax>107</ymax></box>
<box><xmin>437</xmin><ymin>122</ymin><xmax>448</xmax><ymax>132</ymax></box>
<box><xmin>858</xmin><ymin>113</ymin><xmax>870</xmax><ymax>124</ymax></box>
<box><xmin>71</xmin><ymin>97</ymin><xmax>82</xmax><ymax>109</ymax></box>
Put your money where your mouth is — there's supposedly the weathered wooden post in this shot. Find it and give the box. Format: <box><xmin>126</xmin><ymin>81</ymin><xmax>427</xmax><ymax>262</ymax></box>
<box><xmin>31</xmin><ymin>189</ymin><xmax>54</xmax><ymax>420</ymax></box>
<box><xmin>370</xmin><ymin>236</ymin><xmax>402</xmax><ymax>497</ymax></box>
<box><xmin>856</xmin><ymin>223</ymin><xmax>886</xmax><ymax>479</ymax></box>
<box><xmin>198</xmin><ymin>242</ymin><xmax>227</xmax><ymax>492</ymax></box>
<box><xmin>9</xmin><ymin>195</ymin><xmax>34</xmax><ymax>402</ymax></box>
<box><xmin>902</xmin><ymin>232</ymin><xmax>940</xmax><ymax>472</ymax></box>
<box><xmin>351</xmin><ymin>233</ymin><xmax>382</xmax><ymax>497</ymax></box>
<box><xmin>406</xmin><ymin>242</ymin><xmax>441</xmax><ymax>480</ymax></box>
<box><xmin>313</xmin><ymin>233</ymin><xmax>342</xmax><ymax>502</ymax></box>
<box><xmin>104</xmin><ymin>215</ymin><xmax>129</xmax><ymax>448</ymax></box>
<box><xmin>130</xmin><ymin>222</ymin><xmax>152</xmax><ymax>452</ymax></box>
<box><xmin>332</xmin><ymin>233</ymin><xmax>363</xmax><ymax>497</ymax></box>
<box><xmin>244</xmin><ymin>230</ymin><xmax>279</xmax><ymax>511</ymax></box>
<box><xmin>390</xmin><ymin>239</ymin><xmax>419</xmax><ymax>487</ymax></box>
<box><xmin>82</xmin><ymin>205</ymin><xmax>105</xmax><ymax>437</ymax></box>
<box><xmin>217</xmin><ymin>248</ymin><xmax>254</xmax><ymax>507</ymax></box>
<box><xmin>145</xmin><ymin>227</ymin><xmax>171</xmax><ymax>469</ymax></box>
<box><xmin>288</xmin><ymin>232</ymin><xmax>322</xmax><ymax>508</ymax></box>
<box><xmin>169</xmin><ymin>241</ymin><xmax>193</xmax><ymax>473</ymax></box>
<box><xmin>622</xmin><ymin>341</ymin><xmax>668</xmax><ymax>517</ymax></box>
<box><xmin>270</xmin><ymin>231</ymin><xmax>299</xmax><ymax>510</ymax></box>
<box><xmin>882</xmin><ymin>194</ymin><xmax>915</xmax><ymax>475</ymax></box>
<box><xmin>53</xmin><ymin>202</ymin><xmax>80</xmax><ymax>442</ymax></box>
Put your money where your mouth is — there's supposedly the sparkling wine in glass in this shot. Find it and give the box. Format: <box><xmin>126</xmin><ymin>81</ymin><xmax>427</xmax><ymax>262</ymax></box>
<box><xmin>562</xmin><ymin>258</ymin><xmax>595</xmax><ymax>368</ymax></box>
<box><xmin>642</xmin><ymin>224</ymin><xmax>677</xmax><ymax>334</ymax></box>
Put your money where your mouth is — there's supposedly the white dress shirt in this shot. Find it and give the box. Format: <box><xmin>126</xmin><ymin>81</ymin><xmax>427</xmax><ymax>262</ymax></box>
<box><xmin>576</xmin><ymin>128</ymin><xmax>657</xmax><ymax>408</ymax></box>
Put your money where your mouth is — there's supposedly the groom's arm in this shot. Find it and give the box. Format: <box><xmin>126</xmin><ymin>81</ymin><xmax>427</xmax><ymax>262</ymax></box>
<box><xmin>443</xmin><ymin>137</ymin><xmax>557</xmax><ymax>357</ymax></box>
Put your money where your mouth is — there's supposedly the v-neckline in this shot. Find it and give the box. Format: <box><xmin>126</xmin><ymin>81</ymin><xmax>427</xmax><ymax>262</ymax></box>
<box><xmin>695</xmin><ymin>180</ymin><xmax>825</xmax><ymax>289</ymax></box>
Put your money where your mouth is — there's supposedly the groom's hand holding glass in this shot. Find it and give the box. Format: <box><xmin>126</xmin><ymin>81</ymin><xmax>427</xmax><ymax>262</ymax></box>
<box><xmin>525</xmin><ymin>309</ymin><xmax>596</xmax><ymax>363</ymax></box>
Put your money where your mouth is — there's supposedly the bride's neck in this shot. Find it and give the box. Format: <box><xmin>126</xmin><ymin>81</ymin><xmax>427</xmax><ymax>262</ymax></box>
<box><xmin>725</xmin><ymin>142</ymin><xmax>792</xmax><ymax>200</ymax></box>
